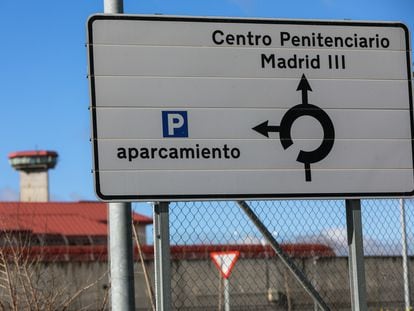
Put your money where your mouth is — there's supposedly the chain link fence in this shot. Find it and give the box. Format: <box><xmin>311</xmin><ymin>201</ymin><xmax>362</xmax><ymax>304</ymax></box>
<box><xmin>133</xmin><ymin>199</ymin><xmax>414</xmax><ymax>310</ymax></box>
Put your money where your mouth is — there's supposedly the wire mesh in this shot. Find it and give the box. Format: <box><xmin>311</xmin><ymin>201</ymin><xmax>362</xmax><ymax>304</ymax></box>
<box><xmin>142</xmin><ymin>199</ymin><xmax>414</xmax><ymax>310</ymax></box>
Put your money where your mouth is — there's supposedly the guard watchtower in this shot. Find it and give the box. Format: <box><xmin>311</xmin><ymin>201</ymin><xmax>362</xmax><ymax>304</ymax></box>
<box><xmin>9</xmin><ymin>150</ymin><xmax>58</xmax><ymax>202</ymax></box>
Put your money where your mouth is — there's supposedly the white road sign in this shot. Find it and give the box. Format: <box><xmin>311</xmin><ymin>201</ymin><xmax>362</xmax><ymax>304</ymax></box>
<box><xmin>210</xmin><ymin>251</ymin><xmax>240</xmax><ymax>279</ymax></box>
<box><xmin>87</xmin><ymin>15</ymin><xmax>414</xmax><ymax>201</ymax></box>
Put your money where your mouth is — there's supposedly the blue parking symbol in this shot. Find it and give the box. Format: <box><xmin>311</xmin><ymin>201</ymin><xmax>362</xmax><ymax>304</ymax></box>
<box><xmin>162</xmin><ymin>111</ymin><xmax>188</xmax><ymax>138</ymax></box>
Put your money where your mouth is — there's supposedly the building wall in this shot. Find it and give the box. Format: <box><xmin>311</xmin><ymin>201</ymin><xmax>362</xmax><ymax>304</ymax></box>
<box><xmin>0</xmin><ymin>257</ymin><xmax>411</xmax><ymax>310</ymax></box>
<box><xmin>19</xmin><ymin>171</ymin><xmax>49</xmax><ymax>202</ymax></box>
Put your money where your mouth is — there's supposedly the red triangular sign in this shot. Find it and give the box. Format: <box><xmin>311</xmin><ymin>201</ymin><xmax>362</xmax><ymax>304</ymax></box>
<box><xmin>210</xmin><ymin>251</ymin><xmax>240</xmax><ymax>279</ymax></box>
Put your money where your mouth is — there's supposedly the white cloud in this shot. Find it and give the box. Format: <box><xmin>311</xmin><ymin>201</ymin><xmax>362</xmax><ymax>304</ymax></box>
<box><xmin>69</xmin><ymin>192</ymin><xmax>90</xmax><ymax>202</ymax></box>
<box><xmin>295</xmin><ymin>227</ymin><xmax>403</xmax><ymax>256</ymax></box>
<box><xmin>239</xmin><ymin>235</ymin><xmax>262</xmax><ymax>244</ymax></box>
<box><xmin>316</xmin><ymin>227</ymin><xmax>348</xmax><ymax>256</ymax></box>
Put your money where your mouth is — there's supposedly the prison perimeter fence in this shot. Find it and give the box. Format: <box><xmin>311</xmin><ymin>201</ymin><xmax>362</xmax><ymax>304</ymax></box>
<box><xmin>140</xmin><ymin>199</ymin><xmax>414</xmax><ymax>311</ymax></box>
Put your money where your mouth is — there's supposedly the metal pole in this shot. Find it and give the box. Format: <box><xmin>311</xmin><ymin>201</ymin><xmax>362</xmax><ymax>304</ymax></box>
<box><xmin>224</xmin><ymin>278</ymin><xmax>230</xmax><ymax>311</ymax></box>
<box><xmin>346</xmin><ymin>199</ymin><xmax>367</xmax><ymax>311</ymax></box>
<box><xmin>237</xmin><ymin>201</ymin><xmax>330</xmax><ymax>311</ymax></box>
<box><xmin>108</xmin><ymin>202</ymin><xmax>136</xmax><ymax>311</ymax></box>
<box><xmin>103</xmin><ymin>1</ymin><xmax>136</xmax><ymax>311</ymax></box>
<box><xmin>153</xmin><ymin>202</ymin><xmax>172</xmax><ymax>311</ymax></box>
<box><xmin>104</xmin><ymin>0</ymin><xmax>123</xmax><ymax>14</ymax></box>
<box><xmin>400</xmin><ymin>199</ymin><xmax>411</xmax><ymax>310</ymax></box>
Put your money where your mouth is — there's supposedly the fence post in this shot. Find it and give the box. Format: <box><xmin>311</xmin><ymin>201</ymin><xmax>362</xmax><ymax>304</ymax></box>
<box><xmin>400</xmin><ymin>199</ymin><xmax>411</xmax><ymax>310</ymax></box>
<box><xmin>346</xmin><ymin>199</ymin><xmax>367</xmax><ymax>311</ymax></box>
<box><xmin>153</xmin><ymin>202</ymin><xmax>172</xmax><ymax>311</ymax></box>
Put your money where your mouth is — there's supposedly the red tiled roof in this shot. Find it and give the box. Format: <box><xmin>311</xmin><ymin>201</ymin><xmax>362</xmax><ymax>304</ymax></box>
<box><xmin>0</xmin><ymin>201</ymin><xmax>152</xmax><ymax>236</ymax></box>
<box><xmin>8</xmin><ymin>150</ymin><xmax>58</xmax><ymax>159</ymax></box>
<box><xmin>156</xmin><ymin>244</ymin><xmax>336</xmax><ymax>259</ymax></box>
<box><xmin>0</xmin><ymin>243</ymin><xmax>335</xmax><ymax>262</ymax></box>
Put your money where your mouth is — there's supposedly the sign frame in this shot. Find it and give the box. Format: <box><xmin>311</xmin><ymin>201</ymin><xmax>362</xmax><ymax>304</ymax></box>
<box><xmin>87</xmin><ymin>14</ymin><xmax>414</xmax><ymax>201</ymax></box>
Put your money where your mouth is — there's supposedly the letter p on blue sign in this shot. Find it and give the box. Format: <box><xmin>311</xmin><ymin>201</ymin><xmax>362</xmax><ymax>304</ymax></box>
<box><xmin>162</xmin><ymin>111</ymin><xmax>188</xmax><ymax>137</ymax></box>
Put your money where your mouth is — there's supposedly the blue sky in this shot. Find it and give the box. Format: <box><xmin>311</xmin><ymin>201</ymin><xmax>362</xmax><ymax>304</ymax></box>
<box><xmin>0</xmin><ymin>0</ymin><xmax>413</xmax><ymax>202</ymax></box>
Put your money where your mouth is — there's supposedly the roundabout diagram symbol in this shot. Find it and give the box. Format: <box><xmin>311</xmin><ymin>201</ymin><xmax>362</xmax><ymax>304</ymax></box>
<box><xmin>253</xmin><ymin>74</ymin><xmax>335</xmax><ymax>182</ymax></box>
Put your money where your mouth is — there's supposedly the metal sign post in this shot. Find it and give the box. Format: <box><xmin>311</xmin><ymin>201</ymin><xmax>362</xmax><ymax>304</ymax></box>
<box><xmin>108</xmin><ymin>202</ymin><xmax>136</xmax><ymax>311</ymax></box>
<box><xmin>224</xmin><ymin>278</ymin><xmax>230</xmax><ymax>311</ymax></box>
<box><xmin>346</xmin><ymin>199</ymin><xmax>367</xmax><ymax>311</ymax></box>
<box><xmin>153</xmin><ymin>202</ymin><xmax>172</xmax><ymax>311</ymax></box>
<box><xmin>102</xmin><ymin>1</ymin><xmax>136</xmax><ymax>311</ymax></box>
<box><xmin>400</xmin><ymin>199</ymin><xmax>411</xmax><ymax>310</ymax></box>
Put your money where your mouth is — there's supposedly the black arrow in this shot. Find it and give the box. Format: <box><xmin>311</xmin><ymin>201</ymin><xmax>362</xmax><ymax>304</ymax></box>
<box><xmin>252</xmin><ymin>121</ymin><xmax>280</xmax><ymax>138</ymax></box>
<box><xmin>296</xmin><ymin>74</ymin><xmax>312</xmax><ymax>105</ymax></box>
